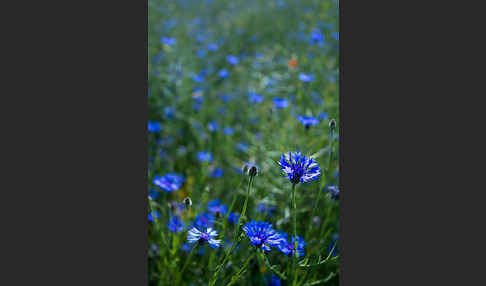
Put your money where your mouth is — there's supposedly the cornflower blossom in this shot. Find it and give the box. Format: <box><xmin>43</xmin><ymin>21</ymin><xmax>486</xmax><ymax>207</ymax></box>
<box><xmin>226</xmin><ymin>55</ymin><xmax>239</xmax><ymax>65</ymax></box>
<box><xmin>298</xmin><ymin>73</ymin><xmax>314</xmax><ymax>82</ymax></box>
<box><xmin>279</xmin><ymin>152</ymin><xmax>320</xmax><ymax>184</ymax></box>
<box><xmin>222</xmin><ymin>127</ymin><xmax>234</xmax><ymax>135</ymax></box>
<box><xmin>153</xmin><ymin>173</ymin><xmax>185</xmax><ymax>192</ymax></box>
<box><xmin>207</xmin><ymin>200</ymin><xmax>228</xmax><ymax>216</ymax></box>
<box><xmin>167</xmin><ymin>217</ymin><xmax>185</xmax><ymax>232</ymax></box>
<box><xmin>249</xmin><ymin>92</ymin><xmax>263</xmax><ymax>103</ymax></box>
<box><xmin>148</xmin><ymin>121</ymin><xmax>161</xmax><ymax>133</ymax></box>
<box><xmin>298</xmin><ymin>116</ymin><xmax>319</xmax><ymax>128</ymax></box>
<box><xmin>187</xmin><ymin>227</ymin><xmax>221</xmax><ymax>248</ymax></box>
<box><xmin>242</xmin><ymin>221</ymin><xmax>281</xmax><ymax>251</ymax></box>
<box><xmin>276</xmin><ymin>232</ymin><xmax>306</xmax><ymax>257</ymax></box>
<box><xmin>148</xmin><ymin>211</ymin><xmax>160</xmax><ymax>222</ymax></box>
<box><xmin>210</xmin><ymin>168</ymin><xmax>224</xmax><ymax>178</ymax></box>
<box><xmin>160</xmin><ymin>37</ymin><xmax>176</xmax><ymax>46</ymax></box>
<box><xmin>197</xmin><ymin>151</ymin><xmax>213</xmax><ymax>162</ymax></box>
<box><xmin>218</xmin><ymin>69</ymin><xmax>229</xmax><ymax>79</ymax></box>
<box><xmin>273</xmin><ymin>98</ymin><xmax>288</xmax><ymax>109</ymax></box>
<box><xmin>194</xmin><ymin>212</ymin><xmax>214</xmax><ymax>228</ymax></box>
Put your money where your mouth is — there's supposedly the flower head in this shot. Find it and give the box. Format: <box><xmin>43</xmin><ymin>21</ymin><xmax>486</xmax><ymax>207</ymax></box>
<box><xmin>223</xmin><ymin>127</ymin><xmax>234</xmax><ymax>135</ymax></box>
<box><xmin>207</xmin><ymin>200</ymin><xmax>228</xmax><ymax>216</ymax></box>
<box><xmin>148</xmin><ymin>211</ymin><xmax>160</xmax><ymax>222</ymax></box>
<box><xmin>243</xmin><ymin>221</ymin><xmax>282</xmax><ymax>251</ymax></box>
<box><xmin>167</xmin><ymin>217</ymin><xmax>185</xmax><ymax>232</ymax></box>
<box><xmin>298</xmin><ymin>73</ymin><xmax>314</xmax><ymax>82</ymax></box>
<box><xmin>153</xmin><ymin>173</ymin><xmax>185</xmax><ymax>192</ymax></box>
<box><xmin>210</xmin><ymin>168</ymin><xmax>224</xmax><ymax>178</ymax></box>
<box><xmin>187</xmin><ymin>227</ymin><xmax>221</xmax><ymax>248</ymax></box>
<box><xmin>273</xmin><ymin>98</ymin><xmax>289</xmax><ymax>109</ymax></box>
<box><xmin>197</xmin><ymin>151</ymin><xmax>213</xmax><ymax>162</ymax></box>
<box><xmin>148</xmin><ymin>121</ymin><xmax>161</xmax><ymax>133</ymax></box>
<box><xmin>226</xmin><ymin>55</ymin><xmax>239</xmax><ymax>65</ymax></box>
<box><xmin>218</xmin><ymin>68</ymin><xmax>229</xmax><ymax>79</ymax></box>
<box><xmin>298</xmin><ymin>116</ymin><xmax>319</xmax><ymax>128</ymax></box>
<box><xmin>325</xmin><ymin>185</ymin><xmax>339</xmax><ymax>200</ymax></box>
<box><xmin>249</xmin><ymin>92</ymin><xmax>263</xmax><ymax>103</ymax></box>
<box><xmin>279</xmin><ymin>152</ymin><xmax>320</xmax><ymax>184</ymax></box>
<box><xmin>208</xmin><ymin>121</ymin><xmax>218</xmax><ymax>132</ymax></box>
<box><xmin>276</xmin><ymin>232</ymin><xmax>306</xmax><ymax>257</ymax></box>
<box><xmin>266</xmin><ymin>274</ymin><xmax>282</xmax><ymax>286</ymax></box>
<box><xmin>194</xmin><ymin>212</ymin><xmax>214</xmax><ymax>228</ymax></box>
<box><xmin>161</xmin><ymin>37</ymin><xmax>176</xmax><ymax>46</ymax></box>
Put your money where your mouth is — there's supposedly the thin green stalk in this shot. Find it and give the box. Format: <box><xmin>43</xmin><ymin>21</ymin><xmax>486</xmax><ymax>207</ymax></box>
<box><xmin>178</xmin><ymin>244</ymin><xmax>197</xmax><ymax>285</ymax></box>
<box><xmin>291</xmin><ymin>183</ymin><xmax>298</xmax><ymax>286</ymax></box>
<box><xmin>209</xmin><ymin>175</ymin><xmax>254</xmax><ymax>286</ymax></box>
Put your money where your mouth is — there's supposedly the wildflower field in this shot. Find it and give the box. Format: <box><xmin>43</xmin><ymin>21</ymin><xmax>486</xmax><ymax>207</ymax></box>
<box><xmin>148</xmin><ymin>0</ymin><xmax>339</xmax><ymax>285</ymax></box>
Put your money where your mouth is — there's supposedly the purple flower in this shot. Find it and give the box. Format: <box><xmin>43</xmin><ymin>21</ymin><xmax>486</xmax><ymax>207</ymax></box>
<box><xmin>167</xmin><ymin>217</ymin><xmax>185</xmax><ymax>232</ymax></box>
<box><xmin>197</xmin><ymin>151</ymin><xmax>213</xmax><ymax>162</ymax></box>
<box><xmin>276</xmin><ymin>232</ymin><xmax>306</xmax><ymax>257</ymax></box>
<box><xmin>211</xmin><ymin>168</ymin><xmax>224</xmax><ymax>178</ymax></box>
<box><xmin>148</xmin><ymin>211</ymin><xmax>160</xmax><ymax>222</ymax></box>
<box><xmin>194</xmin><ymin>212</ymin><xmax>214</xmax><ymax>228</ymax></box>
<box><xmin>218</xmin><ymin>68</ymin><xmax>229</xmax><ymax>79</ymax></box>
<box><xmin>249</xmin><ymin>92</ymin><xmax>263</xmax><ymax>103</ymax></box>
<box><xmin>148</xmin><ymin>121</ymin><xmax>161</xmax><ymax>133</ymax></box>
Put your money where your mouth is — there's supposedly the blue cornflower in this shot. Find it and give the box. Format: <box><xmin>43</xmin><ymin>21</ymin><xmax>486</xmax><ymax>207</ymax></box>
<box><xmin>276</xmin><ymin>232</ymin><xmax>306</xmax><ymax>258</ymax></box>
<box><xmin>148</xmin><ymin>189</ymin><xmax>159</xmax><ymax>200</ymax></box>
<box><xmin>266</xmin><ymin>274</ymin><xmax>282</xmax><ymax>286</ymax></box>
<box><xmin>167</xmin><ymin>217</ymin><xmax>185</xmax><ymax>232</ymax></box>
<box><xmin>236</xmin><ymin>142</ymin><xmax>248</xmax><ymax>152</ymax></box>
<box><xmin>310</xmin><ymin>29</ymin><xmax>324</xmax><ymax>45</ymax></box>
<box><xmin>197</xmin><ymin>151</ymin><xmax>213</xmax><ymax>162</ymax></box>
<box><xmin>279</xmin><ymin>152</ymin><xmax>321</xmax><ymax>184</ymax></box>
<box><xmin>207</xmin><ymin>200</ymin><xmax>228</xmax><ymax>216</ymax></box>
<box><xmin>192</xmin><ymin>73</ymin><xmax>205</xmax><ymax>83</ymax></box>
<box><xmin>208</xmin><ymin>121</ymin><xmax>218</xmax><ymax>132</ymax></box>
<box><xmin>226</xmin><ymin>55</ymin><xmax>239</xmax><ymax>65</ymax></box>
<box><xmin>243</xmin><ymin>221</ymin><xmax>282</xmax><ymax>251</ymax></box>
<box><xmin>227</xmin><ymin>212</ymin><xmax>240</xmax><ymax>224</ymax></box>
<box><xmin>194</xmin><ymin>212</ymin><xmax>214</xmax><ymax>228</ymax></box>
<box><xmin>164</xmin><ymin>107</ymin><xmax>176</xmax><ymax>119</ymax></box>
<box><xmin>218</xmin><ymin>68</ymin><xmax>229</xmax><ymax>79</ymax></box>
<box><xmin>298</xmin><ymin>116</ymin><xmax>319</xmax><ymax>128</ymax></box>
<box><xmin>207</xmin><ymin>43</ymin><xmax>219</xmax><ymax>51</ymax></box>
<box><xmin>319</xmin><ymin>112</ymin><xmax>328</xmax><ymax>120</ymax></box>
<box><xmin>249</xmin><ymin>92</ymin><xmax>263</xmax><ymax>103</ymax></box>
<box><xmin>161</xmin><ymin>37</ymin><xmax>176</xmax><ymax>46</ymax></box>
<box><xmin>211</xmin><ymin>168</ymin><xmax>224</xmax><ymax>178</ymax></box>
<box><xmin>148</xmin><ymin>121</ymin><xmax>161</xmax><ymax>133</ymax></box>
<box><xmin>325</xmin><ymin>185</ymin><xmax>339</xmax><ymax>200</ymax></box>
<box><xmin>223</xmin><ymin>127</ymin><xmax>234</xmax><ymax>135</ymax></box>
<box><xmin>153</xmin><ymin>173</ymin><xmax>185</xmax><ymax>192</ymax></box>
<box><xmin>197</xmin><ymin>48</ymin><xmax>207</xmax><ymax>58</ymax></box>
<box><xmin>148</xmin><ymin>211</ymin><xmax>160</xmax><ymax>222</ymax></box>
<box><xmin>273</xmin><ymin>98</ymin><xmax>289</xmax><ymax>109</ymax></box>
<box><xmin>299</xmin><ymin>73</ymin><xmax>314</xmax><ymax>82</ymax></box>
<box><xmin>187</xmin><ymin>227</ymin><xmax>221</xmax><ymax>248</ymax></box>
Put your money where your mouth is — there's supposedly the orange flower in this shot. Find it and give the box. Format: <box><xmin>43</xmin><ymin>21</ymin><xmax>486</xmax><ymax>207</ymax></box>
<box><xmin>288</xmin><ymin>58</ymin><xmax>297</xmax><ymax>68</ymax></box>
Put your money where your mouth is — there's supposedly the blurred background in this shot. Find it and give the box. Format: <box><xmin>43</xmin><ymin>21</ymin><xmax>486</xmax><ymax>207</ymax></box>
<box><xmin>148</xmin><ymin>0</ymin><xmax>339</xmax><ymax>285</ymax></box>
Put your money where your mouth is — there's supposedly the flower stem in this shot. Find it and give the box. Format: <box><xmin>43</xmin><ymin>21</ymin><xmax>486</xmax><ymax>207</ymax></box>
<box><xmin>209</xmin><ymin>175</ymin><xmax>254</xmax><ymax>286</ymax></box>
<box><xmin>178</xmin><ymin>244</ymin><xmax>197</xmax><ymax>285</ymax></box>
<box><xmin>291</xmin><ymin>183</ymin><xmax>298</xmax><ymax>286</ymax></box>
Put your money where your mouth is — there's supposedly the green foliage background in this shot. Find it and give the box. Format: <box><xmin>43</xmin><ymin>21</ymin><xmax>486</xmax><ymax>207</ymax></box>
<box><xmin>148</xmin><ymin>0</ymin><xmax>339</xmax><ymax>285</ymax></box>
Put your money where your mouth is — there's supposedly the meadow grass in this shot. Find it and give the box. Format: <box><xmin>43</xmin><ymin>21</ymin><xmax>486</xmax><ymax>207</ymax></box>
<box><xmin>148</xmin><ymin>0</ymin><xmax>339</xmax><ymax>285</ymax></box>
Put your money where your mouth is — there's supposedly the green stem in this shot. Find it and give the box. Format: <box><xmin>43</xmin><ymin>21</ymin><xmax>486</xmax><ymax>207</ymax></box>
<box><xmin>209</xmin><ymin>175</ymin><xmax>254</xmax><ymax>286</ymax></box>
<box><xmin>178</xmin><ymin>244</ymin><xmax>197</xmax><ymax>285</ymax></box>
<box><xmin>291</xmin><ymin>183</ymin><xmax>298</xmax><ymax>286</ymax></box>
